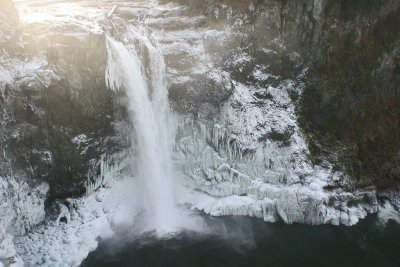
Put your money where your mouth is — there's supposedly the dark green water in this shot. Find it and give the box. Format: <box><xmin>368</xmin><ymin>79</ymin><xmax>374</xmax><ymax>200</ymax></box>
<box><xmin>81</xmin><ymin>215</ymin><xmax>400</xmax><ymax>267</ymax></box>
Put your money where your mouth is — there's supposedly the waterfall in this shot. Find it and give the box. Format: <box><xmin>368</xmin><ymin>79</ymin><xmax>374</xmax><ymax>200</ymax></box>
<box><xmin>105</xmin><ymin>29</ymin><xmax>181</xmax><ymax>233</ymax></box>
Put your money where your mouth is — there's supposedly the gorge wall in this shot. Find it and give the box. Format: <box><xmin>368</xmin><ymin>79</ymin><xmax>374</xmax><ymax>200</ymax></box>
<box><xmin>0</xmin><ymin>0</ymin><xmax>128</xmax><ymax>199</ymax></box>
<box><xmin>164</xmin><ymin>0</ymin><xmax>400</xmax><ymax>190</ymax></box>
<box><xmin>1</xmin><ymin>0</ymin><xmax>400</xmax><ymax>265</ymax></box>
<box><xmin>1</xmin><ymin>0</ymin><xmax>398</xmax><ymax>201</ymax></box>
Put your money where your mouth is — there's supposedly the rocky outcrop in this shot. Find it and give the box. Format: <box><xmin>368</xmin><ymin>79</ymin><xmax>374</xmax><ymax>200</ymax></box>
<box><xmin>0</xmin><ymin>1</ymin><xmax>128</xmax><ymax>198</ymax></box>
<box><xmin>0</xmin><ymin>2</ymin><xmax>129</xmax><ymax>263</ymax></box>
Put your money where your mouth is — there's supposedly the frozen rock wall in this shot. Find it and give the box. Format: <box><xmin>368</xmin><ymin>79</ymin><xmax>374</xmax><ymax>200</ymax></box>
<box><xmin>1</xmin><ymin>0</ymin><xmax>398</xmax><ymax>265</ymax></box>
<box><xmin>165</xmin><ymin>0</ymin><xmax>400</xmax><ymax>189</ymax></box>
<box><xmin>173</xmin><ymin>81</ymin><xmax>378</xmax><ymax>226</ymax></box>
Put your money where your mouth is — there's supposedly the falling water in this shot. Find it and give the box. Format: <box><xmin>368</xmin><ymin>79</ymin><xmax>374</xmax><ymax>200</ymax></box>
<box><xmin>105</xmin><ymin>28</ymin><xmax>181</xmax><ymax>233</ymax></box>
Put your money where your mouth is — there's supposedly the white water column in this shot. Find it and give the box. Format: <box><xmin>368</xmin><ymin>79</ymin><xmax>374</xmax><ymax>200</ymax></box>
<box><xmin>105</xmin><ymin>29</ymin><xmax>181</xmax><ymax>233</ymax></box>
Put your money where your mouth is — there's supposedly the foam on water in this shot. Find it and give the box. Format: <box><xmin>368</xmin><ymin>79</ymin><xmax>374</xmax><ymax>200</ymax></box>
<box><xmin>377</xmin><ymin>201</ymin><xmax>400</xmax><ymax>225</ymax></box>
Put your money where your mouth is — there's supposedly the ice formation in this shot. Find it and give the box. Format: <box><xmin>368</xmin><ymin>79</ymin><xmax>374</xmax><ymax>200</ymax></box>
<box><xmin>173</xmin><ymin>81</ymin><xmax>379</xmax><ymax>226</ymax></box>
<box><xmin>84</xmin><ymin>149</ymin><xmax>133</xmax><ymax>195</ymax></box>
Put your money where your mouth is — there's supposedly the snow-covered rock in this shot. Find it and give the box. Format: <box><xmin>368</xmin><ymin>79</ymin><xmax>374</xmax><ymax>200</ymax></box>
<box><xmin>0</xmin><ymin>226</ymin><xmax>23</xmax><ymax>267</ymax></box>
<box><xmin>0</xmin><ymin>176</ymin><xmax>48</xmax><ymax>265</ymax></box>
<box><xmin>14</xmin><ymin>179</ymin><xmax>124</xmax><ymax>267</ymax></box>
<box><xmin>0</xmin><ymin>176</ymin><xmax>48</xmax><ymax>236</ymax></box>
<box><xmin>173</xmin><ymin>79</ymin><xmax>378</xmax><ymax>226</ymax></box>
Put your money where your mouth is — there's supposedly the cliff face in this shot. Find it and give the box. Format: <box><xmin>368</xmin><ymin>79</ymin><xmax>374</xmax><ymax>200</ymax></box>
<box><xmin>1</xmin><ymin>0</ymin><xmax>399</xmax><ymax>201</ymax></box>
<box><xmin>0</xmin><ymin>0</ymin><xmax>127</xmax><ymax>198</ymax></box>
<box><xmin>1</xmin><ymin>1</ymin><xmax>399</xmax><ymax>264</ymax></box>
<box><xmin>300</xmin><ymin>1</ymin><xmax>400</xmax><ymax>188</ymax></box>
<box><xmin>167</xmin><ymin>0</ymin><xmax>400</xmax><ymax>189</ymax></box>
